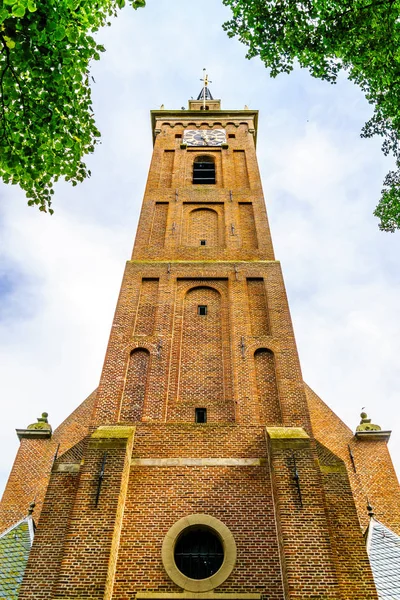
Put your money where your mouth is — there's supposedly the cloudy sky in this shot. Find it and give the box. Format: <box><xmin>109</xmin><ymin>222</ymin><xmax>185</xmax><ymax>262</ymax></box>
<box><xmin>1</xmin><ymin>0</ymin><xmax>399</xmax><ymax>499</ymax></box>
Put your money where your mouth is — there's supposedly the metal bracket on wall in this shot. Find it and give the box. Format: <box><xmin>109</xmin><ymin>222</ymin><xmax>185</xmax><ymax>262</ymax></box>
<box><xmin>229</xmin><ymin>190</ymin><xmax>233</xmax><ymax>202</ymax></box>
<box><xmin>230</xmin><ymin>223</ymin><xmax>235</xmax><ymax>235</ymax></box>
<box><xmin>234</xmin><ymin>265</ymin><xmax>239</xmax><ymax>281</ymax></box>
<box><xmin>240</xmin><ymin>336</ymin><xmax>246</xmax><ymax>359</ymax></box>
<box><xmin>95</xmin><ymin>452</ymin><xmax>107</xmax><ymax>508</ymax></box>
<box><xmin>172</xmin><ymin>222</ymin><xmax>177</xmax><ymax>233</ymax></box>
<box><xmin>348</xmin><ymin>444</ymin><xmax>357</xmax><ymax>472</ymax></box>
<box><xmin>175</xmin><ymin>190</ymin><xmax>178</xmax><ymax>202</ymax></box>
<box><xmin>292</xmin><ymin>451</ymin><xmax>303</xmax><ymax>508</ymax></box>
<box><xmin>157</xmin><ymin>339</ymin><xmax>163</xmax><ymax>358</ymax></box>
<box><xmin>52</xmin><ymin>442</ymin><xmax>60</xmax><ymax>469</ymax></box>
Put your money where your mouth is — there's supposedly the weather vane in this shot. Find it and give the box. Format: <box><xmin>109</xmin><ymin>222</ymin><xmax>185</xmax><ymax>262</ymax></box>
<box><xmin>200</xmin><ymin>68</ymin><xmax>212</xmax><ymax>109</ymax></box>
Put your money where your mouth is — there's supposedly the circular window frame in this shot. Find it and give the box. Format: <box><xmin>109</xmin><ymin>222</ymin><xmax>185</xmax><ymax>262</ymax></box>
<box><xmin>162</xmin><ymin>514</ymin><xmax>236</xmax><ymax>592</ymax></box>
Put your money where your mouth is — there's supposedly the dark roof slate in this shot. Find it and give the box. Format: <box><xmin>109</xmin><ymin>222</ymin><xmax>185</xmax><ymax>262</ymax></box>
<box><xmin>0</xmin><ymin>517</ymin><xmax>34</xmax><ymax>600</ymax></box>
<box><xmin>367</xmin><ymin>518</ymin><xmax>400</xmax><ymax>599</ymax></box>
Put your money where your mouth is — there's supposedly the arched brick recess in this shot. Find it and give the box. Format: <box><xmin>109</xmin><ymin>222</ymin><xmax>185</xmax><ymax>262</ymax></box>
<box><xmin>239</xmin><ymin>203</ymin><xmax>258</xmax><ymax>248</ymax></box>
<box><xmin>247</xmin><ymin>278</ymin><xmax>270</xmax><ymax>336</ymax></box>
<box><xmin>134</xmin><ymin>278</ymin><xmax>159</xmax><ymax>336</ymax></box>
<box><xmin>188</xmin><ymin>208</ymin><xmax>218</xmax><ymax>247</ymax></box>
<box><xmin>160</xmin><ymin>150</ymin><xmax>175</xmax><ymax>187</ymax></box>
<box><xmin>233</xmin><ymin>150</ymin><xmax>249</xmax><ymax>188</ymax></box>
<box><xmin>120</xmin><ymin>348</ymin><xmax>150</xmax><ymax>421</ymax></box>
<box><xmin>254</xmin><ymin>348</ymin><xmax>282</xmax><ymax>424</ymax></box>
<box><xmin>167</xmin><ymin>281</ymin><xmax>234</xmax><ymax>422</ymax></box>
<box><xmin>182</xmin><ymin>203</ymin><xmax>225</xmax><ymax>249</ymax></box>
<box><xmin>149</xmin><ymin>203</ymin><xmax>168</xmax><ymax>248</ymax></box>
<box><xmin>179</xmin><ymin>287</ymin><xmax>223</xmax><ymax>407</ymax></box>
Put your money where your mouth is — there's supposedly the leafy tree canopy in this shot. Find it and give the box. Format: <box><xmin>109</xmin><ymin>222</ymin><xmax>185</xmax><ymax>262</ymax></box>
<box><xmin>223</xmin><ymin>0</ymin><xmax>400</xmax><ymax>232</ymax></box>
<box><xmin>0</xmin><ymin>0</ymin><xmax>145</xmax><ymax>213</ymax></box>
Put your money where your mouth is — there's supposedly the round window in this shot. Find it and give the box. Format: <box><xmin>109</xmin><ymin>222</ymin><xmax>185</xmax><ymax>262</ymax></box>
<box><xmin>174</xmin><ymin>526</ymin><xmax>224</xmax><ymax>579</ymax></box>
<box><xmin>162</xmin><ymin>514</ymin><xmax>236</xmax><ymax>592</ymax></box>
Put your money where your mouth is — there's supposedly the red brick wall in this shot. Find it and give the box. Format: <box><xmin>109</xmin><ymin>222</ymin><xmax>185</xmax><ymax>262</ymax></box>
<box><xmin>0</xmin><ymin>437</ymin><xmax>56</xmax><ymax>533</ymax></box>
<box><xmin>112</xmin><ymin>425</ymin><xmax>285</xmax><ymax>599</ymax></box>
<box><xmin>239</xmin><ymin>202</ymin><xmax>258</xmax><ymax>248</ymax></box>
<box><xmin>254</xmin><ymin>349</ymin><xmax>281</xmax><ymax>423</ymax></box>
<box><xmin>149</xmin><ymin>203</ymin><xmax>168</xmax><ymax>248</ymax></box>
<box><xmin>178</xmin><ymin>287</ymin><xmax>225</xmax><ymax>414</ymax></box>
<box><xmin>187</xmin><ymin>207</ymin><xmax>219</xmax><ymax>247</ymax></box>
<box><xmin>120</xmin><ymin>349</ymin><xmax>150</xmax><ymax>421</ymax></box>
<box><xmin>19</xmin><ymin>462</ymin><xmax>82</xmax><ymax>599</ymax></box>
<box><xmin>19</xmin><ymin>424</ymin><xmax>378</xmax><ymax>600</ymax></box>
<box><xmin>160</xmin><ymin>150</ymin><xmax>174</xmax><ymax>188</ymax></box>
<box><xmin>316</xmin><ymin>441</ymin><xmax>378</xmax><ymax>600</ymax></box>
<box><xmin>134</xmin><ymin>278</ymin><xmax>159</xmax><ymax>336</ymax></box>
<box><xmin>233</xmin><ymin>149</ymin><xmax>249</xmax><ymax>187</ymax></box>
<box><xmin>247</xmin><ymin>278</ymin><xmax>270</xmax><ymax>336</ymax></box>
<box><xmin>0</xmin><ymin>390</ymin><xmax>96</xmax><ymax>532</ymax></box>
<box><xmin>306</xmin><ymin>384</ymin><xmax>400</xmax><ymax>535</ymax></box>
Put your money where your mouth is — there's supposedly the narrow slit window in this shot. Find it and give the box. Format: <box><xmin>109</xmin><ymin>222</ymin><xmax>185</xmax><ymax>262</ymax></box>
<box><xmin>175</xmin><ymin>134</ymin><xmax>182</xmax><ymax>138</ymax></box>
<box><xmin>195</xmin><ymin>408</ymin><xmax>207</xmax><ymax>423</ymax></box>
<box><xmin>200</xmin><ymin>239</ymin><xmax>207</xmax><ymax>246</ymax></box>
<box><xmin>228</xmin><ymin>133</ymin><xmax>236</xmax><ymax>139</ymax></box>
<box><xmin>198</xmin><ymin>305</ymin><xmax>207</xmax><ymax>316</ymax></box>
<box><xmin>193</xmin><ymin>156</ymin><xmax>215</xmax><ymax>184</ymax></box>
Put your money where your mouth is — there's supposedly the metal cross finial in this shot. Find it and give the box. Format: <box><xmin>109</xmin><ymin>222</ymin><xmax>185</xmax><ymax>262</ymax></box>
<box><xmin>200</xmin><ymin>68</ymin><xmax>212</xmax><ymax>109</ymax></box>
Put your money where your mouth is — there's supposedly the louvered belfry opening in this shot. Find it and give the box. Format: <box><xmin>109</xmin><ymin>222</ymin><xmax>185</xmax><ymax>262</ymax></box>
<box><xmin>193</xmin><ymin>156</ymin><xmax>215</xmax><ymax>184</ymax></box>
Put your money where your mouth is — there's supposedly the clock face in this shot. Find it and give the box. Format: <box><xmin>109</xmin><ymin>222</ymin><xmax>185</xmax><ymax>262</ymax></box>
<box><xmin>183</xmin><ymin>129</ymin><xmax>227</xmax><ymax>147</ymax></box>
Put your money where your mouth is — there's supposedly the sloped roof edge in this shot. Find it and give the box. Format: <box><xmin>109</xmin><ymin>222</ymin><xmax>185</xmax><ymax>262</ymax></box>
<box><xmin>0</xmin><ymin>515</ymin><xmax>34</xmax><ymax>543</ymax></box>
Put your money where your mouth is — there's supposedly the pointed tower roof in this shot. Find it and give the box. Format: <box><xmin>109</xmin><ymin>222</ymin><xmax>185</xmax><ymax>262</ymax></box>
<box><xmin>197</xmin><ymin>86</ymin><xmax>213</xmax><ymax>101</ymax></box>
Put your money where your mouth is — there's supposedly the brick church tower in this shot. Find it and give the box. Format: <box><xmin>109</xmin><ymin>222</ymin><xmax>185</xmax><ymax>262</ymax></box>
<box><xmin>2</xmin><ymin>85</ymin><xmax>400</xmax><ymax>599</ymax></box>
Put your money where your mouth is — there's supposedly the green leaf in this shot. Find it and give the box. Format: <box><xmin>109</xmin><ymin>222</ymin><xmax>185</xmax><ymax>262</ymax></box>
<box><xmin>65</xmin><ymin>26</ymin><xmax>78</xmax><ymax>43</ymax></box>
<box><xmin>11</xmin><ymin>2</ymin><xmax>25</xmax><ymax>15</ymax></box>
<box><xmin>4</xmin><ymin>35</ymin><xmax>16</xmax><ymax>49</ymax></box>
<box><xmin>54</xmin><ymin>25</ymin><xmax>66</xmax><ymax>40</ymax></box>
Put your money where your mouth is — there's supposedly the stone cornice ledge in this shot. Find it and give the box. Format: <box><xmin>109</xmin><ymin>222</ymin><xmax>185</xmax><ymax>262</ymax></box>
<box><xmin>91</xmin><ymin>425</ymin><xmax>136</xmax><ymax>439</ymax></box>
<box><xmin>16</xmin><ymin>428</ymin><xmax>52</xmax><ymax>441</ymax></box>
<box><xmin>266</xmin><ymin>426</ymin><xmax>310</xmax><ymax>449</ymax></box>
<box><xmin>136</xmin><ymin>594</ymin><xmax>261</xmax><ymax>599</ymax></box>
<box><xmin>355</xmin><ymin>430</ymin><xmax>391</xmax><ymax>442</ymax></box>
